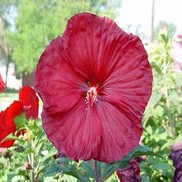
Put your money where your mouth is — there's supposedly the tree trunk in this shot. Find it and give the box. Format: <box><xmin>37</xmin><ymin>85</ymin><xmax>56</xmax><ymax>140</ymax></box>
<box><xmin>150</xmin><ymin>0</ymin><xmax>155</xmax><ymax>42</ymax></box>
<box><xmin>5</xmin><ymin>54</ymin><xmax>10</xmax><ymax>86</ymax></box>
<box><xmin>22</xmin><ymin>71</ymin><xmax>35</xmax><ymax>87</ymax></box>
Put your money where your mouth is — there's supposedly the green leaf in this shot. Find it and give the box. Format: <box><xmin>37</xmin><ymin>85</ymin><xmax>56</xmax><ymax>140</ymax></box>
<box><xmin>44</xmin><ymin>160</ymin><xmax>80</xmax><ymax>180</ymax></box>
<box><xmin>44</xmin><ymin>162</ymin><xmax>64</xmax><ymax>177</ymax></box>
<box><xmin>175</xmin><ymin>134</ymin><xmax>182</xmax><ymax>143</ymax></box>
<box><xmin>24</xmin><ymin>147</ymin><xmax>35</xmax><ymax>154</ymax></box>
<box><xmin>79</xmin><ymin>161</ymin><xmax>94</xmax><ymax>178</ymax></box>
<box><xmin>141</xmin><ymin>174</ymin><xmax>151</xmax><ymax>182</ymax></box>
<box><xmin>116</xmin><ymin>145</ymin><xmax>161</xmax><ymax>168</ymax></box>
<box><xmin>102</xmin><ymin>145</ymin><xmax>161</xmax><ymax>181</ymax></box>
<box><xmin>14</xmin><ymin>112</ymin><xmax>27</xmax><ymax>129</ymax></box>
<box><xmin>2</xmin><ymin>133</ymin><xmax>19</xmax><ymax>141</ymax></box>
<box><xmin>154</xmin><ymin>163</ymin><xmax>170</xmax><ymax>171</ymax></box>
<box><xmin>41</xmin><ymin>149</ymin><xmax>57</xmax><ymax>163</ymax></box>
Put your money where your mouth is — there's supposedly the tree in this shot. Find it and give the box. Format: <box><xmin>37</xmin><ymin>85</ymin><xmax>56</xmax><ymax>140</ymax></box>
<box><xmin>0</xmin><ymin>0</ymin><xmax>16</xmax><ymax>85</ymax></box>
<box><xmin>154</xmin><ymin>21</ymin><xmax>176</xmax><ymax>39</ymax></box>
<box><xmin>8</xmin><ymin>0</ymin><xmax>121</xmax><ymax>78</ymax></box>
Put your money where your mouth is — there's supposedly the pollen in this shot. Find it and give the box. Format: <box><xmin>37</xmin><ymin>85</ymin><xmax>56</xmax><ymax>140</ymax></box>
<box><xmin>86</xmin><ymin>86</ymin><xmax>98</xmax><ymax>106</ymax></box>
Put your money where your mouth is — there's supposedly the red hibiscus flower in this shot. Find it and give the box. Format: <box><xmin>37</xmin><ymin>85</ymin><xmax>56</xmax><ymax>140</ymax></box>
<box><xmin>116</xmin><ymin>159</ymin><xmax>141</xmax><ymax>182</ymax></box>
<box><xmin>35</xmin><ymin>13</ymin><xmax>152</xmax><ymax>163</ymax></box>
<box><xmin>0</xmin><ymin>101</ymin><xmax>23</xmax><ymax>148</ymax></box>
<box><xmin>19</xmin><ymin>86</ymin><xmax>39</xmax><ymax>120</ymax></box>
<box><xmin>0</xmin><ymin>74</ymin><xmax>5</xmax><ymax>93</ymax></box>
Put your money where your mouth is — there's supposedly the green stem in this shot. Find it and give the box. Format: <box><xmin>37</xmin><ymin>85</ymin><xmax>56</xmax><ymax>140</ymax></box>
<box><xmin>163</xmin><ymin>61</ymin><xmax>175</xmax><ymax>137</ymax></box>
<box><xmin>93</xmin><ymin>160</ymin><xmax>100</xmax><ymax>182</ymax></box>
<box><xmin>102</xmin><ymin>168</ymin><xmax>116</xmax><ymax>182</ymax></box>
<box><xmin>31</xmin><ymin>153</ymin><xmax>35</xmax><ymax>182</ymax></box>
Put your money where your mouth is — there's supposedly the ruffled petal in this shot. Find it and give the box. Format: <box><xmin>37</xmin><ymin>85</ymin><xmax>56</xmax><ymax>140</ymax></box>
<box><xmin>35</xmin><ymin>37</ymin><xmax>87</xmax><ymax>115</ymax></box>
<box><xmin>95</xmin><ymin>100</ymin><xmax>142</xmax><ymax>162</ymax></box>
<box><xmin>100</xmin><ymin>43</ymin><xmax>152</xmax><ymax>126</ymax></box>
<box><xmin>19</xmin><ymin>86</ymin><xmax>39</xmax><ymax>119</ymax></box>
<box><xmin>0</xmin><ymin>101</ymin><xmax>23</xmax><ymax>148</ymax></box>
<box><xmin>25</xmin><ymin>100</ymin><xmax>39</xmax><ymax>120</ymax></box>
<box><xmin>42</xmin><ymin>97</ymin><xmax>142</xmax><ymax>163</ymax></box>
<box><xmin>42</xmin><ymin>98</ymin><xmax>102</xmax><ymax>161</ymax></box>
<box><xmin>0</xmin><ymin>101</ymin><xmax>23</xmax><ymax>129</ymax></box>
<box><xmin>62</xmin><ymin>13</ymin><xmax>148</xmax><ymax>86</ymax></box>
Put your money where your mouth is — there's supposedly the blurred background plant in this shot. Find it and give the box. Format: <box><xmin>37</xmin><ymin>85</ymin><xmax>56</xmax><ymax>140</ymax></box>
<box><xmin>141</xmin><ymin>30</ymin><xmax>182</xmax><ymax>181</ymax></box>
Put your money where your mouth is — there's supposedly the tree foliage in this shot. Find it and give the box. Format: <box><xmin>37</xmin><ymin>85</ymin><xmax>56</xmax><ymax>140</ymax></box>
<box><xmin>154</xmin><ymin>21</ymin><xmax>176</xmax><ymax>40</ymax></box>
<box><xmin>6</xmin><ymin>0</ymin><xmax>121</xmax><ymax>74</ymax></box>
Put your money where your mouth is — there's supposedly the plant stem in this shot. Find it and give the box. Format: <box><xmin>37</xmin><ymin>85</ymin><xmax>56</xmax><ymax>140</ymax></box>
<box><xmin>31</xmin><ymin>153</ymin><xmax>35</xmax><ymax>182</ymax></box>
<box><xmin>93</xmin><ymin>160</ymin><xmax>100</xmax><ymax>182</ymax></box>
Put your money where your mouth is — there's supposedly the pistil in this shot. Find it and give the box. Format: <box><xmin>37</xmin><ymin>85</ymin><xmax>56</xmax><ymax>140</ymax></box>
<box><xmin>86</xmin><ymin>87</ymin><xmax>98</xmax><ymax>106</ymax></box>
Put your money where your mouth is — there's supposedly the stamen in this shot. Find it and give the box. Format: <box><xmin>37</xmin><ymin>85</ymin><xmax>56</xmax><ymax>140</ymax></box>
<box><xmin>86</xmin><ymin>87</ymin><xmax>97</xmax><ymax>106</ymax></box>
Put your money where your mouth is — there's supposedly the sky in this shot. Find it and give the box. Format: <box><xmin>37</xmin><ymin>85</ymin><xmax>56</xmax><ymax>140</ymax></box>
<box><xmin>116</xmin><ymin>0</ymin><xmax>182</xmax><ymax>41</ymax></box>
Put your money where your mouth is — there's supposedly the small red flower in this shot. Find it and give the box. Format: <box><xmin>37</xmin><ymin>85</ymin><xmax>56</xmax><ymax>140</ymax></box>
<box><xmin>0</xmin><ymin>74</ymin><xmax>5</xmax><ymax>93</ymax></box>
<box><xmin>0</xmin><ymin>101</ymin><xmax>23</xmax><ymax>148</ymax></box>
<box><xmin>35</xmin><ymin>13</ymin><xmax>153</xmax><ymax>163</ymax></box>
<box><xmin>116</xmin><ymin>160</ymin><xmax>141</xmax><ymax>182</ymax></box>
<box><xmin>19</xmin><ymin>86</ymin><xmax>39</xmax><ymax>120</ymax></box>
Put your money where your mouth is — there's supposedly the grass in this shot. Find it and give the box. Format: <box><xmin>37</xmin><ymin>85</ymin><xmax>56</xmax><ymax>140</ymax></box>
<box><xmin>0</xmin><ymin>92</ymin><xmax>18</xmax><ymax>100</ymax></box>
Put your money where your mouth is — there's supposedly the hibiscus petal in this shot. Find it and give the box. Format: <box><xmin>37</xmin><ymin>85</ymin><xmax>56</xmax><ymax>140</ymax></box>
<box><xmin>25</xmin><ymin>100</ymin><xmax>39</xmax><ymax>120</ymax></box>
<box><xmin>42</xmin><ymin>97</ymin><xmax>142</xmax><ymax>163</ymax></box>
<box><xmin>62</xmin><ymin>13</ymin><xmax>149</xmax><ymax>85</ymax></box>
<box><xmin>96</xmin><ymin>36</ymin><xmax>152</xmax><ymax>128</ymax></box>
<box><xmin>0</xmin><ymin>101</ymin><xmax>23</xmax><ymax>129</ymax></box>
<box><xmin>35</xmin><ymin>37</ymin><xmax>88</xmax><ymax>115</ymax></box>
<box><xmin>42</xmin><ymin>98</ymin><xmax>102</xmax><ymax>162</ymax></box>
<box><xmin>0</xmin><ymin>129</ymin><xmax>15</xmax><ymax>148</ymax></box>
<box><xmin>95</xmin><ymin>100</ymin><xmax>142</xmax><ymax>162</ymax></box>
<box><xmin>0</xmin><ymin>101</ymin><xmax>23</xmax><ymax>148</ymax></box>
<box><xmin>19</xmin><ymin>86</ymin><xmax>39</xmax><ymax>119</ymax></box>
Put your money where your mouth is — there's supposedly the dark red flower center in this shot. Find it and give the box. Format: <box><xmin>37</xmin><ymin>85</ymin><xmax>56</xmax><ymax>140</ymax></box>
<box><xmin>86</xmin><ymin>86</ymin><xmax>98</xmax><ymax>106</ymax></box>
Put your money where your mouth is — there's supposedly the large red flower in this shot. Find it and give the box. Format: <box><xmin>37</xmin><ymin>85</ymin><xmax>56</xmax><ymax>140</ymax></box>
<box><xmin>19</xmin><ymin>86</ymin><xmax>39</xmax><ymax>120</ymax></box>
<box><xmin>0</xmin><ymin>74</ymin><xmax>5</xmax><ymax>93</ymax></box>
<box><xmin>0</xmin><ymin>101</ymin><xmax>23</xmax><ymax>148</ymax></box>
<box><xmin>35</xmin><ymin>13</ymin><xmax>153</xmax><ymax>163</ymax></box>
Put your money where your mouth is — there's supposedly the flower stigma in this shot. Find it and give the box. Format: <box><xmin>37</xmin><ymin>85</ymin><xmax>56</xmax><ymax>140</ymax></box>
<box><xmin>86</xmin><ymin>86</ymin><xmax>98</xmax><ymax>106</ymax></box>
